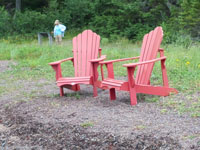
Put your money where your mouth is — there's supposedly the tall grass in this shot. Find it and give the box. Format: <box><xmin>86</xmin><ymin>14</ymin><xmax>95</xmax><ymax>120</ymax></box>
<box><xmin>0</xmin><ymin>38</ymin><xmax>199</xmax><ymax>92</ymax></box>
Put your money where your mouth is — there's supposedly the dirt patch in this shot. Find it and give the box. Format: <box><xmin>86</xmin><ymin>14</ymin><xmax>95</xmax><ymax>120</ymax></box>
<box><xmin>0</xmin><ymin>107</ymin><xmax>182</xmax><ymax>150</ymax></box>
<box><xmin>0</xmin><ymin>60</ymin><xmax>16</xmax><ymax>73</ymax></box>
<box><xmin>0</xmin><ymin>61</ymin><xmax>200</xmax><ymax>149</ymax></box>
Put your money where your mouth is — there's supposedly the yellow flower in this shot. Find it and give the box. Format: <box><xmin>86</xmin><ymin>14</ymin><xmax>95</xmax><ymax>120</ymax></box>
<box><xmin>176</xmin><ymin>59</ymin><xmax>180</xmax><ymax>62</ymax></box>
<box><xmin>198</xmin><ymin>64</ymin><xmax>200</xmax><ymax>68</ymax></box>
<box><xmin>185</xmin><ymin>61</ymin><xmax>190</xmax><ymax>65</ymax></box>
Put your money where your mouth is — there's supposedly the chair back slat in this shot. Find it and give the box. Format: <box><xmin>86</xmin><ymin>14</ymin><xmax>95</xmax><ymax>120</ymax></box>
<box><xmin>81</xmin><ymin>30</ymin><xmax>88</xmax><ymax>76</ymax></box>
<box><xmin>72</xmin><ymin>37</ymin><xmax>78</xmax><ymax>77</ymax></box>
<box><xmin>136</xmin><ymin>27</ymin><xmax>163</xmax><ymax>85</ymax></box>
<box><xmin>77</xmin><ymin>34</ymin><xmax>82</xmax><ymax>76</ymax></box>
<box><xmin>86</xmin><ymin>30</ymin><xmax>94</xmax><ymax>76</ymax></box>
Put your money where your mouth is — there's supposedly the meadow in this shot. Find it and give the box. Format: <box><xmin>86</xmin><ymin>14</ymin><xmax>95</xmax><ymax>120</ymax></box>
<box><xmin>0</xmin><ymin>37</ymin><xmax>200</xmax><ymax>117</ymax></box>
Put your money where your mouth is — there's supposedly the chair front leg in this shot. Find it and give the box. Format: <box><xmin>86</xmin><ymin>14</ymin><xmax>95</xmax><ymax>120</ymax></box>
<box><xmin>159</xmin><ymin>48</ymin><xmax>169</xmax><ymax>87</ymax></box>
<box><xmin>127</xmin><ymin>67</ymin><xmax>137</xmax><ymax>105</ymax></box>
<box><xmin>50</xmin><ymin>64</ymin><xmax>62</xmax><ymax>81</ymax></box>
<box><xmin>161</xmin><ymin>59</ymin><xmax>169</xmax><ymax>87</ymax></box>
<box><xmin>91</xmin><ymin>62</ymin><xmax>99</xmax><ymax>97</ymax></box>
<box><xmin>60</xmin><ymin>86</ymin><xmax>64</xmax><ymax>96</ymax></box>
<box><xmin>106</xmin><ymin>63</ymin><xmax>116</xmax><ymax>100</ymax></box>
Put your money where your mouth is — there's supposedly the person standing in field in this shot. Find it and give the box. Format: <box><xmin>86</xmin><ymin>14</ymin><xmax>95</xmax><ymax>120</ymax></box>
<box><xmin>54</xmin><ymin>20</ymin><xmax>66</xmax><ymax>44</ymax></box>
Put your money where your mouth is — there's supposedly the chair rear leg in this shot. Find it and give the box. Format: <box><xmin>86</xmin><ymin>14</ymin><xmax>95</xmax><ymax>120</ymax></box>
<box><xmin>110</xmin><ymin>88</ymin><xmax>116</xmax><ymax>100</ymax></box>
<box><xmin>74</xmin><ymin>85</ymin><xmax>80</xmax><ymax>91</ymax></box>
<box><xmin>60</xmin><ymin>87</ymin><xmax>64</xmax><ymax>96</ymax></box>
<box><xmin>93</xmin><ymin>85</ymin><xmax>98</xmax><ymax>97</ymax></box>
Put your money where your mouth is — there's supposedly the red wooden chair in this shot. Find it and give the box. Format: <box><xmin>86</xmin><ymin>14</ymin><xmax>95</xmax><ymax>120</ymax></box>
<box><xmin>49</xmin><ymin>30</ymin><xmax>106</xmax><ymax>97</ymax></box>
<box><xmin>100</xmin><ymin>27</ymin><xmax>178</xmax><ymax>105</ymax></box>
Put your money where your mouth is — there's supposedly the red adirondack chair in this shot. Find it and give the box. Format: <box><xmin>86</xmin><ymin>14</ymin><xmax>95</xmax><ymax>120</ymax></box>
<box><xmin>49</xmin><ymin>30</ymin><xmax>106</xmax><ymax>97</ymax></box>
<box><xmin>100</xmin><ymin>27</ymin><xmax>178</xmax><ymax>105</ymax></box>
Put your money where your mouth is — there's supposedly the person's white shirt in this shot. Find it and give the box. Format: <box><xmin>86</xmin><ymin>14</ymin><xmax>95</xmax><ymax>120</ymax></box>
<box><xmin>59</xmin><ymin>24</ymin><xmax>66</xmax><ymax>37</ymax></box>
<box><xmin>59</xmin><ymin>24</ymin><xmax>66</xmax><ymax>32</ymax></box>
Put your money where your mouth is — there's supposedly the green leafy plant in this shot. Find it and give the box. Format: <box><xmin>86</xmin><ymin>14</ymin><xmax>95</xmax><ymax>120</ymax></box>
<box><xmin>81</xmin><ymin>122</ymin><xmax>94</xmax><ymax>128</ymax></box>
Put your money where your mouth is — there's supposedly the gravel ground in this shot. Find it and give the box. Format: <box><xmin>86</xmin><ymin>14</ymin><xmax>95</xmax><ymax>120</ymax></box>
<box><xmin>0</xmin><ymin>61</ymin><xmax>200</xmax><ymax>150</ymax></box>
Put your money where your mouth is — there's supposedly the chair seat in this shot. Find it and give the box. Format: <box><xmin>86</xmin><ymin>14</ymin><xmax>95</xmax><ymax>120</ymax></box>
<box><xmin>57</xmin><ymin>76</ymin><xmax>91</xmax><ymax>87</ymax></box>
<box><xmin>102</xmin><ymin>78</ymin><xmax>126</xmax><ymax>89</ymax></box>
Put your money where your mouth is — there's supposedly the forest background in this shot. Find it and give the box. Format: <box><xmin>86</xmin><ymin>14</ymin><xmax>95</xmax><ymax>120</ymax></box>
<box><xmin>0</xmin><ymin>0</ymin><xmax>199</xmax><ymax>44</ymax></box>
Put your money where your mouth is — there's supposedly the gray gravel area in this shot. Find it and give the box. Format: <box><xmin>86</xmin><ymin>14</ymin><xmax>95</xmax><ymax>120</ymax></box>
<box><xmin>0</xmin><ymin>61</ymin><xmax>200</xmax><ymax>149</ymax></box>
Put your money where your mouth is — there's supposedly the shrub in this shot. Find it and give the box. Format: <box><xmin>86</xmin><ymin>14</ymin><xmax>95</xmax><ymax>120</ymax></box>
<box><xmin>0</xmin><ymin>7</ymin><xmax>12</xmax><ymax>37</ymax></box>
<box><xmin>13</xmin><ymin>10</ymin><xmax>48</xmax><ymax>34</ymax></box>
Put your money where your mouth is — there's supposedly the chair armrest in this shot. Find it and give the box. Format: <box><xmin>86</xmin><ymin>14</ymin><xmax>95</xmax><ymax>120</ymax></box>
<box><xmin>49</xmin><ymin>57</ymin><xmax>73</xmax><ymax>80</ymax></box>
<box><xmin>159</xmin><ymin>48</ymin><xmax>164</xmax><ymax>52</ymax></box>
<box><xmin>100</xmin><ymin>56</ymin><xmax>140</xmax><ymax>64</ymax></box>
<box><xmin>49</xmin><ymin>57</ymin><xmax>73</xmax><ymax>66</ymax></box>
<box><xmin>123</xmin><ymin>56</ymin><xmax>166</xmax><ymax>67</ymax></box>
<box><xmin>90</xmin><ymin>55</ymin><xmax>106</xmax><ymax>83</ymax></box>
<box><xmin>90</xmin><ymin>55</ymin><xmax>106</xmax><ymax>63</ymax></box>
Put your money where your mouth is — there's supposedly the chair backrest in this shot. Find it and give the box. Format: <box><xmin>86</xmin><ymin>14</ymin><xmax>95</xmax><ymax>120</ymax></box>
<box><xmin>72</xmin><ymin>30</ymin><xmax>101</xmax><ymax>77</ymax></box>
<box><xmin>136</xmin><ymin>26</ymin><xmax>163</xmax><ymax>85</ymax></box>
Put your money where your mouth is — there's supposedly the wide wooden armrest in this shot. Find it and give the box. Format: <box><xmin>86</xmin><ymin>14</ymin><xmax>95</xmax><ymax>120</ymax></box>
<box><xmin>123</xmin><ymin>56</ymin><xmax>166</xmax><ymax>67</ymax></box>
<box><xmin>100</xmin><ymin>56</ymin><xmax>140</xmax><ymax>64</ymax></box>
<box><xmin>49</xmin><ymin>57</ymin><xmax>73</xmax><ymax>66</ymax></box>
<box><xmin>90</xmin><ymin>55</ymin><xmax>106</xmax><ymax>63</ymax></box>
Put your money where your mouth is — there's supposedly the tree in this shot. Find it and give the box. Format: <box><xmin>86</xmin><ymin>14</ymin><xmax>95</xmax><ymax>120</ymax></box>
<box><xmin>179</xmin><ymin>0</ymin><xmax>200</xmax><ymax>37</ymax></box>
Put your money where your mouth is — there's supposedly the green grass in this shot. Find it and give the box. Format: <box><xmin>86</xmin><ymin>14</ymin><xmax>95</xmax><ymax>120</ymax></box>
<box><xmin>0</xmin><ymin>38</ymin><xmax>200</xmax><ymax>116</ymax></box>
<box><xmin>80</xmin><ymin>122</ymin><xmax>94</xmax><ymax>128</ymax></box>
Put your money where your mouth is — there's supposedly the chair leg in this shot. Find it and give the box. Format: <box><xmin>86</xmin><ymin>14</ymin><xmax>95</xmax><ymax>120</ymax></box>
<box><xmin>93</xmin><ymin>85</ymin><xmax>98</xmax><ymax>97</ymax></box>
<box><xmin>60</xmin><ymin>87</ymin><xmax>64</xmax><ymax>96</ymax></box>
<box><xmin>75</xmin><ymin>85</ymin><xmax>80</xmax><ymax>91</ymax></box>
<box><xmin>110</xmin><ymin>88</ymin><xmax>116</xmax><ymax>100</ymax></box>
<box><xmin>129</xmin><ymin>87</ymin><xmax>137</xmax><ymax>105</ymax></box>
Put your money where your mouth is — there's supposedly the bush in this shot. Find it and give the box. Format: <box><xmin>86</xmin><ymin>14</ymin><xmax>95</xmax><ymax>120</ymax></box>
<box><xmin>0</xmin><ymin>7</ymin><xmax>12</xmax><ymax>37</ymax></box>
<box><xmin>123</xmin><ymin>24</ymin><xmax>152</xmax><ymax>41</ymax></box>
<box><xmin>13</xmin><ymin>10</ymin><xmax>48</xmax><ymax>34</ymax></box>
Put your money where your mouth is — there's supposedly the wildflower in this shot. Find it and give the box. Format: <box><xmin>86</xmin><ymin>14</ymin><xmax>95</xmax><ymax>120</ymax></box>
<box><xmin>185</xmin><ymin>61</ymin><xmax>190</xmax><ymax>65</ymax></box>
<box><xmin>176</xmin><ymin>59</ymin><xmax>180</xmax><ymax>62</ymax></box>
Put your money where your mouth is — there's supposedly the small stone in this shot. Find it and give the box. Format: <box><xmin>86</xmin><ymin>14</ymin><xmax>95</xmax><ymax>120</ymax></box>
<box><xmin>0</xmin><ymin>124</ymin><xmax>10</xmax><ymax>132</ymax></box>
<box><xmin>9</xmin><ymin>136</ymin><xmax>21</xmax><ymax>143</ymax></box>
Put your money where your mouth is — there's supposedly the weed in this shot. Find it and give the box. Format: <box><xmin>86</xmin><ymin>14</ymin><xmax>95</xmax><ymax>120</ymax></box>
<box><xmin>50</xmin><ymin>102</ymin><xmax>60</xmax><ymax>107</ymax></box>
<box><xmin>145</xmin><ymin>96</ymin><xmax>160</xmax><ymax>103</ymax></box>
<box><xmin>4</xmin><ymin>104</ymin><xmax>9</xmax><ymax>109</ymax></box>
<box><xmin>66</xmin><ymin>93</ymin><xmax>80</xmax><ymax>99</ymax></box>
<box><xmin>135</xmin><ymin>125</ymin><xmax>146</xmax><ymax>130</ymax></box>
<box><xmin>191</xmin><ymin>112</ymin><xmax>200</xmax><ymax>118</ymax></box>
<box><xmin>0</xmin><ymin>86</ymin><xmax>5</xmax><ymax>96</ymax></box>
<box><xmin>80</xmin><ymin>122</ymin><xmax>94</xmax><ymax>128</ymax></box>
<box><xmin>160</xmin><ymin>109</ymin><xmax>168</xmax><ymax>114</ymax></box>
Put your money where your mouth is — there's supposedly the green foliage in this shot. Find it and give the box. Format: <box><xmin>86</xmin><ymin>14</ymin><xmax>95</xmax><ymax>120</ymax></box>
<box><xmin>124</xmin><ymin>24</ymin><xmax>152</xmax><ymax>41</ymax></box>
<box><xmin>0</xmin><ymin>7</ymin><xmax>12</xmax><ymax>37</ymax></box>
<box><xmin>13</xmin><ymin>11</ymin><xmax>47</xmax><ymax>34</ymax></box>
<box><xmin>81</xmin><ymin>122</ymin><xmax>94</xmax><ymax>128</ymax></box>
<box><xmin>0</xmin><ymin>0</ymin><xmax>200</xmax><ymax>41</ymax></box>
<box><xmin>89</xmin><ymin>0</ymin><xmax>170</xmax><ymax>41</ymax></box>
<box><xmin>179</xmin><ymin>0</ymin><xmax>200</xmax><ymax>38</ymax></box>
<box><xmin>62</xmin><ymin>0</ymin><xmax>94</xmax><ymax>28</ymax></box>
<box><xmin>0</xmin><ymin>41</ymin><xmax>12</xmax><ymax>60</ymax></box>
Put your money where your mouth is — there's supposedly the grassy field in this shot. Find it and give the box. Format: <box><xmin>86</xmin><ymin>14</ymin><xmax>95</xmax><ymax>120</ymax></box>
<box><xmin>0</xmin><ymin>37</ymin><xmax>199</xmax><ymax>116</ymax></box>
